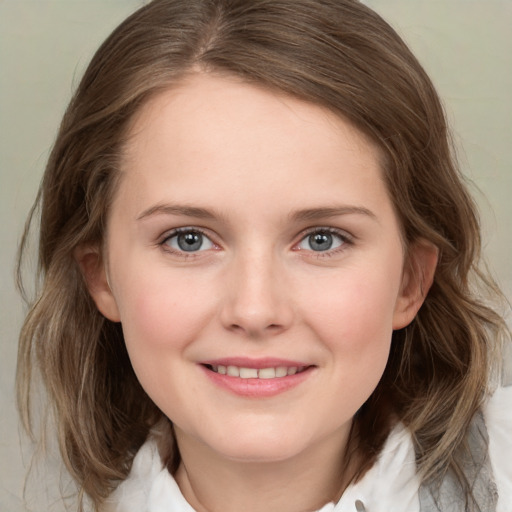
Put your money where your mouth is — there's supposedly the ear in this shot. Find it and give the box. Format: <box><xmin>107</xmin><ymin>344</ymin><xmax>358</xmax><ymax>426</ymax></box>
<box><xmin>74</xmin><ymin>245</ymin><xmax>121</xmax><ymax>322</ymax></box>
<box><xmin>392</xmin><ymin>239</ymin><xmax>439</xmax><ymax>330</ymax></box>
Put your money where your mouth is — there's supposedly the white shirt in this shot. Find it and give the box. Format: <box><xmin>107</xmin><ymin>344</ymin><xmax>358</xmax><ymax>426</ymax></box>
<box><xmin>106</xmin><ymin>386</ymin><xmax>512</xmax><ymax>512</ymax></box>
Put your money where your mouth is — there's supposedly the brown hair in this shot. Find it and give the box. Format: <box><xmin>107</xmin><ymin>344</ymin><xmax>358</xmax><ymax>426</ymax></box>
<box><xmin>17</xmin><ymin>0</ymin><xmax>508</xmax><ymax>510</ymax></box>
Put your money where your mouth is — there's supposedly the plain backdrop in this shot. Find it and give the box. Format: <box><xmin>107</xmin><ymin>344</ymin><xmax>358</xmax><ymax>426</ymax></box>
<box><xmin>1</xmin><ymin>1</ymin><xmax>511</xmax><ymax>511</ymax></box>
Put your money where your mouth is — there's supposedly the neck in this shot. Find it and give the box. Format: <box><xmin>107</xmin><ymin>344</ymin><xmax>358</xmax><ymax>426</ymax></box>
<box><xmin>174</xmin><ymin>426</ymin><xmax>355</xmax><ymax>512</ymax></box>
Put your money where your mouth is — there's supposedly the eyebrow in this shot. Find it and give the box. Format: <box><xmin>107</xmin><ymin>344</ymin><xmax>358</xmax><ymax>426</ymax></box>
<box><xmin>137</xmin><ymin>204</ymin><xmax>218</xmax><ymax>221</ymax></box>
<box><xmin>137</xmin><ymin>203</ymin><xmax>377</xmax><ymax>223</ymax></box>
<box><xmin>290</xmin><ymin>206</ymin><xmax>377</xmax><ymax>222</ymax></box>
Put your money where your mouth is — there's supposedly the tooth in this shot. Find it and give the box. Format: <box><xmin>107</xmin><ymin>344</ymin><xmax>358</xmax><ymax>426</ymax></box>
<box><xmin>276</xmin><ymin>367</ymin><xmax>288</xmax><ymax>377</ymax></box>
<box><xmin>240</xmin><ymin>367</ymin><xmax>258</xmax><ymax>379</ymax></box>
<box><xmin>227</xmin><ymin>365</ymin><xmax>239</xmax><ymax>377</ymax></box>
<box><xmin>258</xmin><ymin>367</ymin><xmax>276</xmax><ymax>379</ymax></box>
<box><xmin>217</xmin><ymin>365</ymin><xmax>304</xmax><ymax>379</ymax></box>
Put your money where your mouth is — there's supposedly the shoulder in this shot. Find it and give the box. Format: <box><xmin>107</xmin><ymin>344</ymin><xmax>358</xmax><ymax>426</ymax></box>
<box><xmin>102</xmin><ymin>440</ymin><xmax>162</xmax><ymax>512</ymax></box>
<box><xmin>484</xmin><ymin>385</ymin><xmax>512</xmax><ymax>512</ymax></box>
<box><xmin>333</xmin><ymin>424</ymin><xmax>421</xmax><ymax>512</ymax></box>
<box><xmin>340</xmin><ymin>387</ymin><xmax>512</xmax><ymax>512</ymax></box>
<box><xmin>102</xmin><ymin>438</ymin><xmax>195</xmax><ymax>512</ymax></box>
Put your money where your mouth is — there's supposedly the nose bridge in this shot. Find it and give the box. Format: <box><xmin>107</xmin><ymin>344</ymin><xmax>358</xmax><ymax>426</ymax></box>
<box><xmin>221</xmin><ymin>244</ymin><xmax>292</xmax><ymax>336</ymax></box>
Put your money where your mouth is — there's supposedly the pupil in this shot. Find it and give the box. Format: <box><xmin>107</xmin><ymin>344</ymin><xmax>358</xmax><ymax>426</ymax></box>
<box><xmin>178</xmin><ymin>232</ymin><xmax>202</xmax><ymax>251</ymax></box>
<box><xmin>309</xmin><ymin>232</ymin><xmax>332</xmax><ymax>251</ymax></box>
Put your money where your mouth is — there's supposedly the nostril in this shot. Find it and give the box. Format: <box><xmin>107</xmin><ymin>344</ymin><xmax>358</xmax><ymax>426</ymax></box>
<box><xmin>227</xmin><ymin>322</ymin><xmax>285</xmax><ymax>336</ymax></box>
<box><xmin>228</xmin><ymin>323</ymin><xmax>245</xmax><ymax>333</ymax></box>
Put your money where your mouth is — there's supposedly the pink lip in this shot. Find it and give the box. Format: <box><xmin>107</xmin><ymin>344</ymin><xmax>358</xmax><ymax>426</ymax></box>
<box><xmin>199</xmin><ymin>357</ymin><xmax>315</xmax><ymax>398</ymax></box>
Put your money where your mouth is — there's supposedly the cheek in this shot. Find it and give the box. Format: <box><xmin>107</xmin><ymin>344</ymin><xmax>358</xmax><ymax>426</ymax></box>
<box><xmin>113</xmin><ymin>269</ymin><xmax>217</xmax><ymax>409</ymax></box>
<box><xmin>113</xmin><ymin>264</ymin><xmax>215</xmax><ymax>358</ymax></box>
<box><xmin>302</xmin><ymin>259</ymin><xmax>402</xmax><ymax>357</ymax></box>
<box><xmin>302</xmin><ymin>264</ymin><xmax>402</xmax><ymax>412</ymax></box>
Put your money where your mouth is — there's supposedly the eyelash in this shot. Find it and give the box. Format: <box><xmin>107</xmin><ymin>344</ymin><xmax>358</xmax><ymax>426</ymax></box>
<box><xmin>159</xmin><ymin>227</ymin><xmax>217</xmax><ymax>258</ymax></box>
<box><xmin>294</xmin><ymin>227</ymin><xmax>353</xmax><ymax>257</ymax></box>
<box><xmin>158</xmin><ymin>226</ymin><xmax>354</xmax><ymax>258</ymax></box>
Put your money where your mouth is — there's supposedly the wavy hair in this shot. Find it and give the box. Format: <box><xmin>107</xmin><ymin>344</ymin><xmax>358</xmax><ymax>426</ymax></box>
<box><xmin>17</xmin><ymin>0</ymin><xmax>508</xmax><ymax>510</ymax></box>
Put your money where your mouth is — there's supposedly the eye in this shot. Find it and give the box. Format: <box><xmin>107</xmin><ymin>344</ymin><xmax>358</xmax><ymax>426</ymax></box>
<box><xmin>163</xmin><ymin>229</ymin><xmax>214</xmax><ymax>253</ymax></box>
<box><xmin>296</xmin><ymin>229</ymin><xmax>347</xmax><ymax>252</ymax></box>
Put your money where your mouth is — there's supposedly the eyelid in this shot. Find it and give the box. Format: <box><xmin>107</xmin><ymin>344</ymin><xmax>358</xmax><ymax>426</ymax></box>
<box><xmin>159</xmin><ymin>226</ymin><xmax>203</xmax><ymax>242</ymax></box>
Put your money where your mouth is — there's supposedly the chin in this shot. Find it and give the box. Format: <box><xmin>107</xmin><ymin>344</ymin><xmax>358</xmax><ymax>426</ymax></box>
<box><xmin>206</xmin><ymin>426</ymin><xmax>315</xmax><ymax>464</ymax></box>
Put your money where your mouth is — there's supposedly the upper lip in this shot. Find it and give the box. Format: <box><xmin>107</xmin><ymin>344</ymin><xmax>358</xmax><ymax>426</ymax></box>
<box><xmin>200</xmin><ymin>357</ymin><xmax>312</xmax><ymax>369</ymax></box>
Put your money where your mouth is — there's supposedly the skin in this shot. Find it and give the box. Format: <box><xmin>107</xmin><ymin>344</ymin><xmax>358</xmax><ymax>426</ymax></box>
<box><xmin>80</xmin><ymin>73</ymin><xmax>437</xmax><ymax>512</ymax></box>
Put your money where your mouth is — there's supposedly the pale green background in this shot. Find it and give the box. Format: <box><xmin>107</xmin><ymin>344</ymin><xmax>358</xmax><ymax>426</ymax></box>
<box><xmin>1</xmin><ymin>1</ymin><xmax>511</xmax><ymax>510</ymax></box>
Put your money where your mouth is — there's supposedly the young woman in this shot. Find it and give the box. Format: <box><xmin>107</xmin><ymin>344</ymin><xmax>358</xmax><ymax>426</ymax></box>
<box><xmin>17</xmin><ymin>1</ymin><xmax>511</xmax><ymax>511</ymax></box>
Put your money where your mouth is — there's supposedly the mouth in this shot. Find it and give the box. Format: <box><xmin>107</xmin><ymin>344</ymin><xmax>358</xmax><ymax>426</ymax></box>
<box><xmin>200</xmin><ymin>359</ymin><xmax>315</xmax><ymax>397</ymax></box>
<box><xmin>203</xmin><ymin>364</ymin><xmax>310</xmax><ymax>379</ymax></box>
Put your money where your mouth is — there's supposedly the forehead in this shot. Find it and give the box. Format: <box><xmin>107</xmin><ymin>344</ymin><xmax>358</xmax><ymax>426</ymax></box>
<box><xmin>116</xmin><ymin>73</ymin><xmax>389</xmax><ymax>219</ymax></box>
<box><xmin>123</xmin><ymin>73</ymin><xmax>381</xmax><ymax>161</ymax></box>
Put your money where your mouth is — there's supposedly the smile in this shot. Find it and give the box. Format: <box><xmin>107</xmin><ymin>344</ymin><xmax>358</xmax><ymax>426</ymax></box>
<box><xmin>205</xmin><ymin>365</ymin><xmax>308</xmax><ymax>379</ymax></box>
<box><xmin>200</xmin><ymin>360</ymin><xmax>315</xmax><ymax>398</ymax></box>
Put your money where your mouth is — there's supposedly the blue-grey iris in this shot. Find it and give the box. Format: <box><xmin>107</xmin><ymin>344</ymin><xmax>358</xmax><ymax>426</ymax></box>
<box><xmin>177</xmin><ymin>232</ymin><xmax>203</xmax><ymax>251</ymax></box>
<box><xmin>309</xmin><ymin>232</ymin><xmax>333</xmax><ymax>251</ymax></box>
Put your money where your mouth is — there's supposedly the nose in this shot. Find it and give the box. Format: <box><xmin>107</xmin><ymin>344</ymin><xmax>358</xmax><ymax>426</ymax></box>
<box><xmin>219</xmin><ymin>251</ymin><xmax>294</xmax><ymax>338</ymax></box>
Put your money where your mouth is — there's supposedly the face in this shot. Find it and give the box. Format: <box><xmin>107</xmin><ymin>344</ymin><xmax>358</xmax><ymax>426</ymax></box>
<box><xmin>85</xmin><ymin>73</ymin><xmax>432</xmax><ymax>466</ymax></box>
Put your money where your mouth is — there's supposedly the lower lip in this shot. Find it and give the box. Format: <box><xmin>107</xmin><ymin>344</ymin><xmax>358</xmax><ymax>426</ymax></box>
<box><xmin>200</xmin><ymin>365</ymin><xmax>314</xmax><ymax>398</ymax></box>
